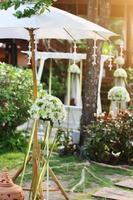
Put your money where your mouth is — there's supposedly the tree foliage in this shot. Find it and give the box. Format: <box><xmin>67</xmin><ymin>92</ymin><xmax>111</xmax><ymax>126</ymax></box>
<box><xmin>0</xmin><ymin>0</ymin><xmax>55</xmax><ymax>18</ymax></box>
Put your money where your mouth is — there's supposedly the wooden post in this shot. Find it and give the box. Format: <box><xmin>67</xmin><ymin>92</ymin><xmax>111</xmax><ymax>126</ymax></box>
<box><xmin>27</xmin><ymin>28</ymin><xmax>38</xmax><ymax>100</ymax></box>
<box><xmin>26</xmin><ymin>28</ymin><xmax>43</xmax><ymax>200</ymax></box>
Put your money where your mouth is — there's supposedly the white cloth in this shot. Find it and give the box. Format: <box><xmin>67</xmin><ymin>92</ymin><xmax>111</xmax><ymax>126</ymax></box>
<box><xmin>70</xmin><ymin>74</ymin><xmax>82</xmax><ymax>107</ymax></box>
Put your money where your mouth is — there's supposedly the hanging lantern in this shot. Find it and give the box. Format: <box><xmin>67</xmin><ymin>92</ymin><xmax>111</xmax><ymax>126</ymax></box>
<box><xmin>0</xmin><ymin>170</ymin><xmax>24</xmax><ymax>200</ymax></box>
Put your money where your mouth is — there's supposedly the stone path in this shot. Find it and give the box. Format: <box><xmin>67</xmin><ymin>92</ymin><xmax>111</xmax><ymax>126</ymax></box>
<box><xmin>115</xmin><ymin>178</ymin><xmax>133</xmax><ymax>189</ymax></box>
<box><xmin>93</xmin><ymin>187</ymin><xmax>133</xmax><ymax>200</ymax></box>
<box><xmin>93</xmin><ymin>178</ymin><xmax>133</xmax><ymax>200</ymax></box>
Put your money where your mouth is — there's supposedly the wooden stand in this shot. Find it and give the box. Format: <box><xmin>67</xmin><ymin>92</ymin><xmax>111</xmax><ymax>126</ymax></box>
<box><xmin>13</xmin><ymin>28</ymin><xmax>69</xmax><ymax>200</ymax></box>
<box><xmin>13</xmin><ymin>155</ymin><xmax>69</xmax><ymax>200</ymax></box>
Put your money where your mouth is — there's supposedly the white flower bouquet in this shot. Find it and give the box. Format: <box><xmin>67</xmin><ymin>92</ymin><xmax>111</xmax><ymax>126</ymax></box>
<box><xmin>108</xmin><ymin>86</ymin><xmax>130</xmax><ymax>102</ymax></box>
<box><xmin>30</xmin><ymin>92</ymin><xmax>66</xmax><ymax>125</ymax></box>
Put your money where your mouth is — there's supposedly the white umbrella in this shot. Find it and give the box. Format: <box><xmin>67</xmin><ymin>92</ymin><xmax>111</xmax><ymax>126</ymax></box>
<box><xmin>0</xmin><ymin>5</ymin><xmax>116</xmax><ymax>40</ymax></box>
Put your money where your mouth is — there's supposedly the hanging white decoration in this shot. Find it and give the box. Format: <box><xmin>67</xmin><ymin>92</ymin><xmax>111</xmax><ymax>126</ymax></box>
<box><xmin>114</xmin><ymin>68</ymin><xmax>127</xmax><ymax>78</ymax></box>
<box><xmin>115</xmin><ymin>56</ymin><xmax>125</xmax><ymax>66</ymax></box>
<box><xmin>27</xmin><ymin>40</ymin><xmax>31</xmax><ymax>65</ymax></box>
<box><xmin>68</xmin><ymin>63</ymin><xmax>80</xmax><ymax>74</ymax></box>
<box><xmin>92</xmin><ymin>37</ymin><xmax>97</xmax><ymax>65</ymax></box>
<box><xmin>120</xmin><ymin>41</ymin><xmax>124</xmax><ymax>58</ymax></box>
<box><xmin>73</xmin><ymin>42</ymin><xmax>77</xmax><ymax>63</ymax></box>
<box><xmin>34</xmin><ymin>36</ymin><xmax>38</xmax><ymax>62</ymax></box>
<box><xmin>108</xmin><ymin>44</ymin><xmax>113</xmax><ymax>70</ymax></box>
<box><xmin>115</xmin><ymin>40</ymin><xmax>125</xmax><ymax>67</ymax></box>
<box><xmin>108</xmin><ymin>86</ymin><xmax>130</xmax><ymax>102</ymax></box>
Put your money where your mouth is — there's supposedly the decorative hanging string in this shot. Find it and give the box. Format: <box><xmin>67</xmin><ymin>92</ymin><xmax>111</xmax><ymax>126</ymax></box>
<box><xmin>92</xmin><ymin>35</ymin><xmax>97</xmax><ymax>65</ymax></box>
<box><xmin>108</xmin><ymin>43</ymin><xmax>113</xmax><ymax>70</ymax></box>
<box><xmin>120</xmin><ymin>41</ymin><xmax>124</xmax><ymax>58</ymax></box>
<box><xmin>34</xmin><ymin>36</ymin><xmax>38</xmax><ymax>61</ymax></box>
<box><xmin>73</xmin><ymin>42</ymin><xmax>77</xmax><ymax>64</ymax></box>
<box><xmin>27</xmin><ymin>39</ymin><xmax>31</xmax><ymax>65</ymax></box>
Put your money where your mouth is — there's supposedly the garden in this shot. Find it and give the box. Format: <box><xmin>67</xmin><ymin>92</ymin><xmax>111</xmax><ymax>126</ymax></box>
<box><xmin>0</xmin><ymin>1</ymin><xmax>133</xmax><ymax>200</ymax></box>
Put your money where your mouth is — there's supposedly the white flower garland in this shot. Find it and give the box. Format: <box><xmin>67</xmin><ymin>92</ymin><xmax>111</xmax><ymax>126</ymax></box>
<box><xmin>30</xmin><ymin>92</ymin><xmax>66</xmax><ymax>124</ymax></box>
<box><xmin>108</xmin><ymin>86</ymin><xmax>130</xmax><ymax>102</ymax></box>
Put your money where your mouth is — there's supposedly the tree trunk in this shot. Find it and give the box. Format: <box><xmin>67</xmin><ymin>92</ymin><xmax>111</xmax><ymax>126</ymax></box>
<box><xmin>87</xmin><ymin>0</ymin><xmax>98</xmax><ymax>22</ymax></box>
<box><xmin>80</xmin><ymin>0</ymin><xmax>111</xmax><ymax>146</ymax></box>
<box><xmin>80</xmin><ymin>40</ymin><xmax>103</xmax><ymax>145</ymax></box>
<box><xmin>99</xmin><ymin>0</ymin><xmax>111</xmax><ymax>28</ymax></box>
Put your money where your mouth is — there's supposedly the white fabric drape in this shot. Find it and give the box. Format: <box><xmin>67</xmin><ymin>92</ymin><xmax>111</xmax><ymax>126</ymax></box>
<box><xmin>70</xmin><ymin>74</ymin><xmax>82</xmax><ymax>107</ymax></box>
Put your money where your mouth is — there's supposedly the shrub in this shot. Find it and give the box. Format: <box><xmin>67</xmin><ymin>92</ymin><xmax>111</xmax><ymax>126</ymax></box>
<box><xmin>0</xmin><ymin>130</ymin><xmax>29</xmax><ymax>152</ymax></box>
<box><xmin>84</xmin><ymin>112</ymin><xmax>133</xmax><ymax>164</ymax></box>
<box><xmin>56</xmin><ymin>128</ymin><xmax>76</xmax><ymax>156</ymax></box>
<box><xmin>0</xmin><ymin>63</ymin><xmax>33</xmax><ymax>150</ymax></box>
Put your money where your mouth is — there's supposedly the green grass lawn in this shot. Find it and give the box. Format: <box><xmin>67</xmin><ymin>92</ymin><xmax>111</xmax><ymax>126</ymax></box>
<box><xmin>0</xmin><ymin>151</ymin><xmax>133</xmax><ymax>199</ymax></box>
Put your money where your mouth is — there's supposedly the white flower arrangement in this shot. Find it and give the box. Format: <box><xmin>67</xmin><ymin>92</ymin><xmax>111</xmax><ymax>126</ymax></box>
<box><xmin>114</xmin><ymin>68</ymin><xmax>127</xmax><ymax>78</ymax></box>
<box><xmin>30</xmin><ymin>92</ymin><xmax>66</xmax><ymax>124</ymax></box>
<box><xmin>68</xmin><ymin>63</ymin><xmax>80</xmax><ymax>74</ymax></box>
<box><xmin>108</xmin><ymin>86</ymin><xmax>130</xmax><ymax>102</ymax></box>
<box><xmin>115</xmin><ymin>56</ymin><xmax>125</xmax><ymax>66</ymax></box>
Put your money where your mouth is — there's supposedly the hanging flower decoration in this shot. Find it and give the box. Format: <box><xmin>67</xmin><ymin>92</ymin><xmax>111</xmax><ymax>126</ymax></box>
<box><xmin>114</xmin><ymin>68</ymin><xmax>127</xmax><ymax>78</ymax></box>
<box><xmin>115</xmin><ymin>56</ymin><xmax>125</xmax><ymax>66</ymax></box>
<box><xmin>68</xmin><ymin>63</ymin><xmax>80</xmax><ymax>74</ymax></box>
<box><xmin>30</xmin><ymin>92</ymin><xmax>66</xmax><ymax>125</ymax></box>
<box><xmin>108</xmin><ymin>86</ymin><xmax>130</xmax><ymax>102</ymax></box>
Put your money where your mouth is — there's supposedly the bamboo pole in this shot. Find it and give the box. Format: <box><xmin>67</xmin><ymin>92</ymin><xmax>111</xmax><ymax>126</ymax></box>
<box><xmin>49</xmin><ymin>167</ymin><xmax>69</xmax><ymax>200</ymax></box>
<box><xmin>26</xmin><ymin>28</ymin><xmax>43</xmax><ymax>200</ymax></box>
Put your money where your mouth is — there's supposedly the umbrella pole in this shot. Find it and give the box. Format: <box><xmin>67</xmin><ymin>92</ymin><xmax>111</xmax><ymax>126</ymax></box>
<box><xmin>27</xmin><ymin>28</ymin><xmax>43</xmax><ymax>200</ymax></box>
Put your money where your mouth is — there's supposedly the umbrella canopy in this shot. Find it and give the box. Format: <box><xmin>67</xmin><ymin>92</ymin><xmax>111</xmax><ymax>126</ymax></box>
<box><xmin>0</xmin><ymin>4</ymin><xmax>116</xmax><ymax>40</ymax></box>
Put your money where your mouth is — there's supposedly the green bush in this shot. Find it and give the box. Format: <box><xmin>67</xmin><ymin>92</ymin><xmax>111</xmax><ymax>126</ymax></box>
<box><xmin>84</xmin><ymin>113</ymin><xmax>133</xmax><ymax>164</ymax></box>
<box><xmin>56</xmin><ymin>128</ymin><xmax>76</xmax><ymax>156</ymax></box>
<box><xmin>0</xmin><ymin>63</ymin><xmax>33</xmax><ymax>151</ymax></box>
